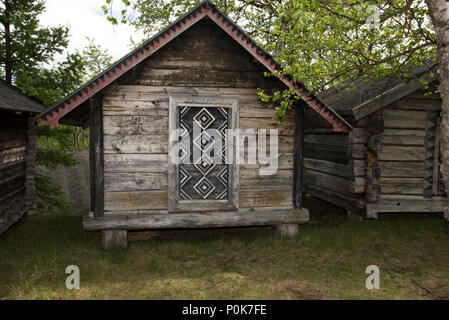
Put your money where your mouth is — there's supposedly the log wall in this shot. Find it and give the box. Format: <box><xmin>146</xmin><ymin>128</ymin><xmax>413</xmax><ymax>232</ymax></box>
<box><xmin>303</xmin><ymin>130</ymin><xmax>365</xmax><ymax>213</ymax></box>
<box><xmin>363</xmin><ymin>90</ymin><xmax>447</xmax><ymax>217</ymax></box>
<box><xmin>378</xmin><ymin>104</ymin><xmax>429</xmax><ymax>196</ymax></box>
<box><xmin>0</xmin><ymin>110</ymin><xmax>36</xmax><ymax>234</ymax></box>
<box><xmin>102</xmin><ymin>19</ymin><xmax>295</xmax><ymax>215</ymax></box>
<box><xmin>303</xmin><ymin>86</ymin><xmax>446</xmax><ymax>217</ymax></box>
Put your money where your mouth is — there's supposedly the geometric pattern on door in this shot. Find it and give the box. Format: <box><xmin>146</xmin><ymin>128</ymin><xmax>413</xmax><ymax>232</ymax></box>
<box><xmin>178</xmin><ymin>106</ymin><xmax>229</xmax><ymax>200</ymax></box>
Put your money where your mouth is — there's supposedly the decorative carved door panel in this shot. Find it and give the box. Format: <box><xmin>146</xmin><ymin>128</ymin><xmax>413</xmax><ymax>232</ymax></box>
<box><xmin>178</xmin><ymin>106</ymin><xmax>230</xmax><ymax>200</ymax></box>
<box><xmin>168</xmin><ymin>96</ymin><xmax>239</xmax><ymax>212</ymax></box>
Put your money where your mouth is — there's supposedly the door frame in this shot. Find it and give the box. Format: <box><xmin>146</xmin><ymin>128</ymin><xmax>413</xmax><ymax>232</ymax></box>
<box><xmin>168</xmin><ymin>95</ymin><xmax>239</xmax><ymax>213</ymax></box>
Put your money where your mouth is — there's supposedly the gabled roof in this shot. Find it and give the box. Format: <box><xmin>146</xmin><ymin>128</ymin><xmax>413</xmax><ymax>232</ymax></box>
<box><xmin>38</xmin><ymin>0</ymin><xmax>350</xmax><ymax>131</ymax></box>
<box><xmin>320</xmin><ymin>64</ymin><xmax>438</xmax><ymax>121</ymax></box>
<box><xmin>0</xmin><ymin>79</ymin><xmax>46</xmax><ymax>114</ymax></box>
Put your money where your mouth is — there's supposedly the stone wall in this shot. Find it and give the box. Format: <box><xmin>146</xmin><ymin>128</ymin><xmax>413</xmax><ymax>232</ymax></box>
<box><xmin>38</xmin><ymin>149</ymin><xmax>90</xmax><ymax>213</ymax></box>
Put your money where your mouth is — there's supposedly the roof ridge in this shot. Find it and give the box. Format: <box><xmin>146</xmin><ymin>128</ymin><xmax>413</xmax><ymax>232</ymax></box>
<box><xmin>0</xmin><ymin>78</ymin><xmax>45</xmax><ymax>113</ymax></box>
<box><xmin>39</xmin><ymin>0</ymin><xmax>351</xmax><ymax>131</ymax></box>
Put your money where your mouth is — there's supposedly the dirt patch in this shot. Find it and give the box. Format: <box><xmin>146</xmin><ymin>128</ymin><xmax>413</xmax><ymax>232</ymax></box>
<box><xmin>410</xmin><ymin>278</ymin><xmax>449</xmax><ymax>300</ymax></box>
<box><xmin>279</xmin><ymin>281</ymin><xmax>329</xmax><ymax>300</ymax></box>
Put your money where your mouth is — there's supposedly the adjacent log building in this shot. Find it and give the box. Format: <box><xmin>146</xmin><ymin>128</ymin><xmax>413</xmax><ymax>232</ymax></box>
<box><xmin>38</xmin><ymin>1</ymin><xmax>350</xmax><ymax>248</ymax></box>
<box><xmin>306</xmin><ymin>66</ymin><xmax>448</xmax><ymax>218</ymax></box>
<box><xmin>0</xmin><ymin>80</ymin><xmax>44</xmax><ymax>235</ymax></box>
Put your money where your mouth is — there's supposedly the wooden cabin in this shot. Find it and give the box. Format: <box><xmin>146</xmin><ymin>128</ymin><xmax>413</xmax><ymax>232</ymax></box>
<box><xmin>305</xmin><ymin>67</ymin><xmax>449</xmax><ymax>219</ymax></box>
<box><xmin>0</xmin><ymin>80</ymin><xmax>44</xmax><ymax>235</ymax></box>
<box><xmin>38</xmin><ymin>1</ymin><xmax>350</xmax><ymax>248</ymax></box>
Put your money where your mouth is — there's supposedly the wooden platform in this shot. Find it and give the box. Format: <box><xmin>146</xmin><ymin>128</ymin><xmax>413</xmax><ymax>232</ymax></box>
<box><xmin>83</xmin><ymin>209</ymin><xmax>310</xmax><ymax>231</ymax></box>
<box><xmin>366</xmin><ymin>195</ymin><xmax>449</xmax><ymax>219</ymax></box>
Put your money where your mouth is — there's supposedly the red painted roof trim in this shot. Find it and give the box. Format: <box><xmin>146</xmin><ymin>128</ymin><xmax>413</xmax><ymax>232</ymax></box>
<box><xmin>38</xmin><ymin>1</ymin><xmax>350</xmax><ymax>131</ymax></box>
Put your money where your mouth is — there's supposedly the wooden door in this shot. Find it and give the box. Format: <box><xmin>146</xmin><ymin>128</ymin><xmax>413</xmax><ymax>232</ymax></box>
<box><xmin>178</xmin><ymin>106</ymin><xmax>230</xmax><ymax>200</ymax></box>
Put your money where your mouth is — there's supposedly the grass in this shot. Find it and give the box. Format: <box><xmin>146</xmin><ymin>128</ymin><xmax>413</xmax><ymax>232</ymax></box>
<box><xmin>0</xmin><ymin>199</ymin><xmax>448</xmax><ymax>300</ymax></box>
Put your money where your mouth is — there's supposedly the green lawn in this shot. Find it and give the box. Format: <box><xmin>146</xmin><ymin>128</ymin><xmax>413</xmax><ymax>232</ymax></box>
<box><xmin>0</xmin><ymin>200</ymin><xmax>448</xmax><ymax>300</ymax></box>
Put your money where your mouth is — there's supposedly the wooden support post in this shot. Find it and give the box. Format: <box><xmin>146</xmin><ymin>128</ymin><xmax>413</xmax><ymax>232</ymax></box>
<box><xmin>102</xmin><ymin>230</ymin><xmax>128</xmax><ymax>249</ymax></box>
<box><xmin>89</xmin><ymin>107</ymin><xmax>95</xmax><ymax>214</ymax></box>
<box><xmin>275</xmin><ymin>224</ymin><xmax>298</xmax><ymax>238</ymax></box>
<box><xmin>293</xmin><ymin>103</ymin><xmax>305</xmax><ymax>209</ymax></box>
<box><xmin>90</xmin><ymin>94</ymin><xmax>104</xmax><ymax>217</ymax></box>
<box><xmin>366</xmin><ymin>204</ymin><xmax>378</xmax><ymax>219</ymax></box>
<box><xmin>363</xmin><ymin>113</ymin><xmax>384</xmax><ymax>219</ymax></box>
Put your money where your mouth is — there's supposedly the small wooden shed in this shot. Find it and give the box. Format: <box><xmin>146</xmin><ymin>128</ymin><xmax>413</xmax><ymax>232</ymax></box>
<box><xmin>304</xmin><ymin>67</ymin><xmax>449</xmax><ymax>218</ymax></box>
<box><xmin>0</xmin><ymin>80</ymin><xmax>44</xmax><ymax>235</ymax></box>
<box><xmin>38</xmin><ymin>1</ymin><xmax>349</xmax><ymax>248</ymax></box>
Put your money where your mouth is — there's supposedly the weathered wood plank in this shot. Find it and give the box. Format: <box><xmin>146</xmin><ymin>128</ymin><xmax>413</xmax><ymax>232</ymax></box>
<box><xmin>242</xmin><ymin>153</ymin><xmax>294</xmax><ymax>170</ymax></box>
<box><xmin>379</xmin><ymin>161</ymin><xmax>425</xmax><ymax>177</ymax></box>
<box><xmin>103</xmin><ymin>116</ymin><xmax>168</xmax><ymax>135</ymax></box>
<box><xmin>103</xmin><ymin>86</ymin><xmax>270</xmax><ymax>104</ymax></box>
<box><xmin>382</xmin><ymin>129</ymin><xmax>426</xmax><ymax>146</ymax></box>
<box><xmin>104</xmin><ymin>190</ymin><xmax>168</xmax><ymax>211</ymax></box>
<box><xmin>104</xmin><ymin>135</ymin><xmax>168</xmax><ymax>154</ymax></box>
<box><xmin>304</xmin><ymin>134</ymin><xmax>348</xmax><ymax>147</ymax></box>
<box><xmin>104</xmin><ymin>154</ymin><xmax>168</xmax><ymax>173</ymax></box>
<box><xmin>104</xmin><ymin>172</ymin><xmax>168</xmax><ymax>192</ymax></box>
<box><xmin>304</xmin><ymin>143</ymin><xmax>348</xmax><ymax>164</ymax></box>
<box><xmin>240</xmin><ymin>179</ymin><xmax>293</xmax><ymax>189</ymax></box>
<box><xmin>303</xmin><ymin>158</ymin><xmax>351</xmax><ymax>178</ymax></box>
<box><xmin>380</xmin><ymin>177</ymin><xmax>423</xmax><ymax>195</ymax></box>
<box><xmin>375</xmin><ymin>197</ymin><xmax>449</xmax><ymax>213</ymax></box>
<box><xmin>240</xmin><ymin>168</ymin><xmax>292</xmax><ymax>181</ymax></box>
<box><xmin>103</xmin><ymin>100</ymin><xmax>169</xmax><ymax>116</ymax></box>
<box><xmin>240</xmin><ymin>118</ymin><xmax>295</xmax><ymax>136</ymax></box>
<box><xmin>0</xmin><ymin>174</ymin><xmax>25</xmax><ymax>200</ymax></box>
<box><xmin>240</xmin><ymin>161</ymin><xmax>293</xmax><ymax>189</ymax></box>
<box><xmin>304</xmin><ymin>169</ymin><xmax>352</xmax><ymax>195</ymax></box>
<box><xmin>0</xmin><ymin>160</ymin><xmax>26</xmax><ymax>181</ymax></box>
<box><xmin>0</xmin><ymin>147</ymin><xmax>26</xmax><ymax>166</ymax></box>
<box><xmin>378</xmin><ymin>146</ymin><xmax>425</xmax><ymax>161</ymax></box>
<box><xmin>245</xmin><ymin>135</ymin><xmax>294</xmax><ymax>154</ymax></box>
<box><xmin>0</xmin><ymin>188</ymin><xmax>24</xmax><ymax>214</ymax></box>
<box><xmin>304</xmin><ymin>184</ymin><xmax>364</xmax><ymax>212</ymax></box>
<box><xmin>391</xmin><ymin>98</ymin><xmax>441</xmax><ymax>111</ymax></box>
<box><xmin>0</xmin><ymin>136</ymin><xmax>27</xmax><ymax>152</ymax></box>
<box><xmin>239</xmin><ymin>189</ymin><xmax>293</xmax><ymax>207</ymax></box>
<box><xmin>84</xmin><ymin>209</ymin><xmax>310</xmax><ymax>231</ymax></box>
<box><xmin>383</xmin><ymin>109</ymin><xmax>427</xmax><ymax>129</ymax></box>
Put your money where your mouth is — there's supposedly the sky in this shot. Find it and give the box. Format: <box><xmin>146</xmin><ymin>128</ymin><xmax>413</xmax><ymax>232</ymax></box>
<box><xmin>39</xmin><ymin>0</ymin><xmax>146</xmax><ymax>63</ymax></box>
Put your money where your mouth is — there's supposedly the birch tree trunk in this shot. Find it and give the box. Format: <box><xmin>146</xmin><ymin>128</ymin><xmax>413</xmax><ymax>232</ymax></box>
<box><xmin>426</xmin><ymin>0</ymin><xmax>449</xmax><ymax>220</ymax></box>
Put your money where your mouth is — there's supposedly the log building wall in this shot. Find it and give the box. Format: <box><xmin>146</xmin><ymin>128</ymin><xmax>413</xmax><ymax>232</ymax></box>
<box><xmin>101</xmin><ymin>18</ymin><xmax>297</xmax><ymax>215</ymax></box>
<box><xmin>0</xmin><ymin>110</ymin><xmax>37</xmax><ymax>234</ymax></box>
